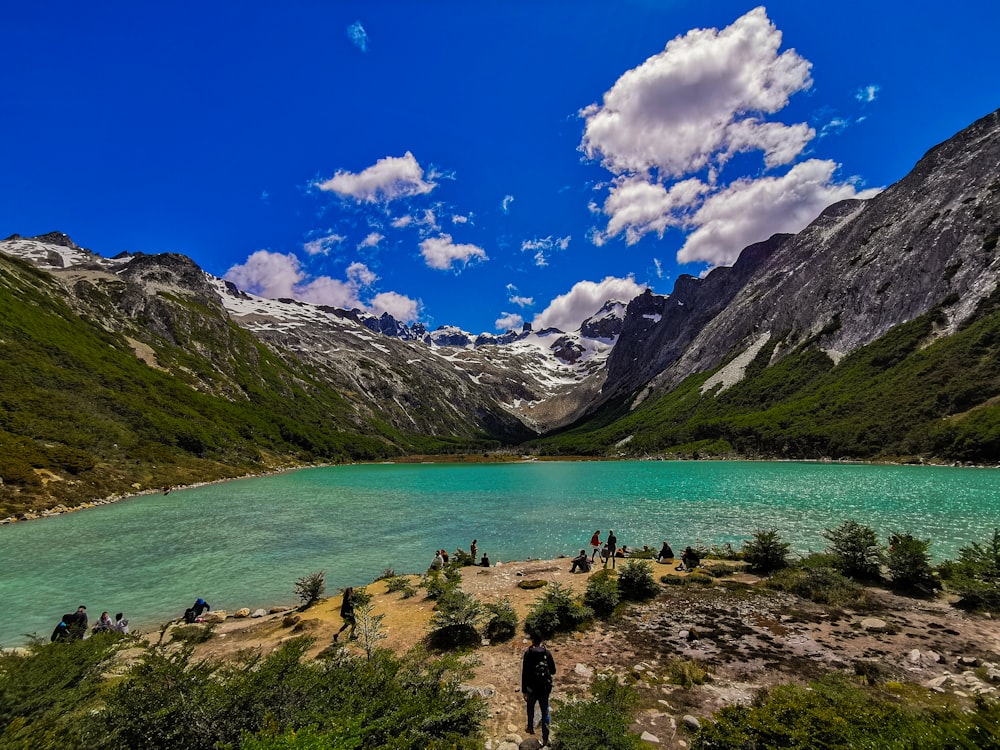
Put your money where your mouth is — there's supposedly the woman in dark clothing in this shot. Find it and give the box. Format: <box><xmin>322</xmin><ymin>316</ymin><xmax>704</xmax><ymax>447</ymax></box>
<box><xmin>657</xmin><ymin>541</ymin><xmax>674</xmax><ymax>563</ymax></box>
<box><xmin>334</xmin><ymin>586</ymin><xmax>356</xmax><ymax>642</ymax></box>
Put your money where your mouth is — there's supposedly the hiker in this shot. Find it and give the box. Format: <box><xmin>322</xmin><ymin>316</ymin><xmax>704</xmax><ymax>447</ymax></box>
<box><xmin>192</xmin><ymin>598</ymin><xmax>211</xmax><ymax>617</ymax></box>
<box><xmin>51</xmin><ymin>619</ymin><xmax>71</xmax><ymax>642</ymax></box>
<box><xmin>657</xmin><ymin>540</ymin><xmax>675</xmax><ymax>563</ymax></box>
<box><xmin>600</xmin><ymin>542</ymin><xmax>610</xmax><ymax>567</ymax></box>
<box><xmin>521</xmin><ymin>632</ymin><xmax>556</xmax><ymax>745</ymax></box>
<box><xmin>92</xmin><ymin>611</ymin><xmax>114</xmax><ymax>633</ymax></box>
<box><xmin>607</xmin><ymin>530</ymin><xmax>618</xmax><ymax>568</ymax></box>
<box><xmin>113</xmin><ymin>612</ymin><xmax>129</xmax><ymax>634</ymax></box>
<box><xmin>570</xmin><ymin>549</ymin><xmax>591</xmax><ymax>573</ymax></box>
<box><xmin>333</xmin><ymin>586</ymin><xmax>356</xmax><ymax>642</ymax></box>
<box><xmin>470</xmin><ymin>539</ymin><xmax>478</xmax><ymax>563</ymax></box>
<box><xmin>680</xmin><ymin>546</ymin><xmax>700</xmax><ymax>571</ymax></box>
<box><xmin>64</xmin><ymin>606</ymin><xmax>88</xmax><ymax>640</ymax></box>
<box><xmin>590</xmin><ymin>530</ymin><xmax>602</xmax><ymax>562</ymax></box>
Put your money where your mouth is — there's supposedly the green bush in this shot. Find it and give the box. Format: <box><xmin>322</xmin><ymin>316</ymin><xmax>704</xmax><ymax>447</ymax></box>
<box><xmin>551</xmin><ymin>675</ymin><xmax>642</xmax><ymax>750</ymax></box>
<box><xmin>421</xmin><ymin>570</ymin><xmax>455</xmax><ymax>600</ymax></box>
<box><xmin>824</xmin><ymin>520</ymin><xmax>883</xmax><ymax>580</ymax></box>
<box><xmin>741</xmin><ymin>527</ymin><xmax>790</xmax><ymax>574</ymax></box>
<box><xmin>294</xmin><ymin>570</ymin><xmax>326</xmax><ymax>607</ymax></box>
<box><xmin>766</xmin><ymin>566</ymin><xmax>866</xmax><ymax>606</ymax></box>
<box><xmin>483</xmin><ymin>598</ymin><xmax>519</xmax><ymax>643</ymax></box>
<box><xmin>617</xmin><ymin>559</ymin><xmax>659</xmax><ymax>601</ymax></box>
<box><xmin>939</xmin><ymin>528</ymin><xmax>1000</xmax><ymax>611</ymax></box>
<box><xmin>384</xmin><ymin>575</ymin><xmax>416</xmax><ymax>598</ymax></box>
<box><xmin>886</xmin><ymin>532</ymin><xmax>939</xmax><ymax>594</ymax></box>
<box><xmin>584</xmin><ymin>570</ymin><xmax>620</xmax><ymax>617</ymax></box>
<box><xmin>666</xmin><ymin>658</ymin><xmax>709</xmax><ymax>688</ymax></box>
<box><xmin>524</xmin><ymin>583</ymin><xmax>593</xmax><ymax>639</ymax></box>
<box><xmin>428</xmin><ymin>588</ymin><xmax>485</xmax><ymax>649</ymax></box>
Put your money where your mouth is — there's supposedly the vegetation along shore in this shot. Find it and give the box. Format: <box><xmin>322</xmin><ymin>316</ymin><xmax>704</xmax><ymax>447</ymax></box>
<box><xmin>4</xmin><ymin>521</ymin><xmax>1000</xmax><ymax>749</ymax></box>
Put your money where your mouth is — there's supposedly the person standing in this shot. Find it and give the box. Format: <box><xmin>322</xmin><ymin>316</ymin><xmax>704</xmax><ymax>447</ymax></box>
<box><xmin>333</xmin><ymin>586</ymin><xmax>356</xmax><ymax>642</ymax></box>
<box><xmin>64</xmin><ymin>605</ymin><xmax>88</xmax><ymax>640</ymax></box>
<box><xmin>470</xmin><ymin>539</ymin><xmax>478</xmax><ymax>564</ymax></box>
<box><xmin>521</xmin><ymin>632</ymin><xmax>556</xmax><ymax>745</ymax></box>
<box><xmin>589</xmin><ymin>530</ymin><xmax>601</xmax><ymax>562</ymax></box>
<box><xmin>607</xmin><ymin>530</ymin><xmax>618</xmax><ymax>569</ymax></box>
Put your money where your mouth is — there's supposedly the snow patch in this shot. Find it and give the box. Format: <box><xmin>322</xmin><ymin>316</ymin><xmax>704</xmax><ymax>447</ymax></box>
<box><xmin>700</xmin><ymin>333</ymin><xmax>772</xmax><ymax>395</ymax></box>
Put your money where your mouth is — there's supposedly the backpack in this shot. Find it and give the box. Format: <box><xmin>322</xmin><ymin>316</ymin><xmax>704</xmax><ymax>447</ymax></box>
<box><xmin>532</xmin><ymin>648</ymin><xmax>552</xmax><ymax>690</ymax></box>
<box><xmin>184</xmin><ymin>607</ymin><xmax>197</xmax><ymax>624</ymax></box>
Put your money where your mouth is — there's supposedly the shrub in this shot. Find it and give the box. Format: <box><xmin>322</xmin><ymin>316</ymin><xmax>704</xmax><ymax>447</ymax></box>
<box><xmin>551</xmin><ymin>675</ymin><xmax>642</xmax><ymax>750</ymax></box>
<box><xmin>666</xmin><ymin>658</ymin><xmax>709</xmax><ymax>688</ymax></box>
<box><xmin>483</xmin><ymin>598</ymin><xmax>518</xmax><ymax>643</ymax></box>
<box><xmin>584</xmin><ymin>570</ymin><xmax>620</xmax><ymax>617</ymax></box>
<box><xmin>766</xmin><ymin>566</ymin><xmax>866</xmax><ymax>606</ymax></box>
<box><xmin>421</xmin><ymin>570</ymin><xmax>455</xmax><ymax>600</ymax></box>
<box><xmin>429</xmin><ymin>588</ymin><xmax>485</xmax><ymax>649</ymax></box>
<box><xmin>939</xmin><ymin>528</ymin><xmax>1000</xmax><ymax>611</ymax></box>
<box><xmin>524</xmin><ymin>583</ymin><xmax>593</xmax><ymax>639</ymax></box>
<box><xmin>824</xmin><ymin>520</ymin><xmax>883</xmax><ymax>580</ymax></box>
<box><xmin>886</xmin><ymin>532</ymin><xmax>939</xmax><ymax>594</ymax></box>
<box><xmin>741</xmin><ymin>528</ymin><xmax>790</xmax><ymax>574</ymax></box>
<box><xmin>617</xmin><ymin>559</ymin><xmax>659</xmax><ymax>601</ymax></box>
<box><xmin>384</xmin><ymin>575</ymin><xmax>416</xmax><ymax>598</ymax></box>
<box><xmin>294</xmin><ymin>571</ymin><xmax>326</xmax><ymax>607</ymax></box>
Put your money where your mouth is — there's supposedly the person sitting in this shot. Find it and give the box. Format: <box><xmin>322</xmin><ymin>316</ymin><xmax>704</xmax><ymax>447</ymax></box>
<box><xmin>480</xmin><ymin>553</ymin><xmax>491</xmax><ymax>567</ymax></box>
<box><xmin>679</xmin><ymin>546</ymin><xmax>700</xmax><ymax>571</ymax></box>
<box><xmin>441</xmin><ymin>549</ymin><xmax>450</xmax><ymax>564</ymax></box>
<box><xmin>616</xmin><ymin>545</ymin><xmax>628</xmax><ymax>558</ymax></box>
<box><xmin>570</xmin><ymin>549</ymin><xmax>591</xmax><ymax>573</ymax></box>
<box><xmin>657</xmin><ymin>541</ymin><xmax>675</xmax><ymax>563</ymax></box>
<box><xmin>431</xmin><ymin>550</ymin><xmax>444</xmax><ymax>571</ymax></box>
<box><xmin>113</xmin><ymin>612</ymin><xmax>129</xmax><ymax>634</ymax></box>
<box><xmin>92</xmin><ymin>611</ymin><xmax>114</xmax><ymax>633</ymax></box>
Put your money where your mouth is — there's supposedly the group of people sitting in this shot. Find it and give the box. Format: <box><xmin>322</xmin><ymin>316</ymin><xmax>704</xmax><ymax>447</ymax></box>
<box><xmin>568</xmin><ymin>538</ymin><xmax>702</xmax><ymax>573</ymax></box>
<box><xmin>658</xmin><ymin>540</ymin><xmax>701</xmax><ymax>570</ymax></box>
<box><xmin>51</xmin><ymin>605</ymin><xmax>129</xmax><ymax>641</ymax></box>
<box><xmin>430</xmin><ymin>540</ymin><xmax>492</xmax><ymax>571</ymax></box>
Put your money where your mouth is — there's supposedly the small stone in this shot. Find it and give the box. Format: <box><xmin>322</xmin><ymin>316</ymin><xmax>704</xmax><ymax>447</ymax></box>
<box><xmin>907</xmin><ymin>649</ymin><xmax>921</xmax><ymax>663</ymax></box>
<box><xmin>268</xmin><ymin>607</ymin><xmax>285</xmax><ymax>614</ymax></box>
<box><xmin>641</xmin><ymin>731</ymin><xmax>661</xmax><ymax>744</ymax></box>
<box><xmin>958</xmin><ymin>656</ymin><xmax>981</xmax><ymax>668</ymax></box>
<box><xmin>506</xmin><ymin>724</ymin><xmax>519</xmax><ymax>734</ymax></box>
<box><xmin>987</xmin><ymin>669</ymin><xmax>1000</xmax><ymax>683</ymax></box>
<box><xmin>496</xmin><ymin>742</ymin><xmax>518</xmax><ymax>750</ymax></box>
<box><xmin>678</xmin><ymin>630</ymin><xmax>689</xmax><ymax>640</ymax></box>
<box><xmin>682</xmin><ymin>715</ymin><xmax>701</xmax><ymax>731</ymax></box>
<box><xmin>860</xmin><ymin>617</ymin><xmax>889</xmax><ymax>633</ymax></box>
<box><xmin>634</xmin><ymin>664</ymin><xmax>646</xmax><ymax>672</ymax></box>
<box><xmin>924</xmin><ymin>676</ymin><xmax>949</xmax><ymax>689</ymax></box>
<box><xmin>925</xmin><ymin>650</ymin><xmax>942</xmax><ymax>663</ymax></box>
<box><xmin>519</xmin><ymin>738</ymin><xmax>543</xmax><ymax>750</ymax></box>
<box><xmin>282</xmin><ymin>614</ymin><xmax>301</xmax><ymax>628</ymax></box>
<box><xmin>250</xmin><ymin>609</ymin><xmax>267</xmax><ymax>618</ymax></box>
<box><xmin>574</xmin><ymin>663</ymin><xmax>594</xmax><ymax>678</ymax></box>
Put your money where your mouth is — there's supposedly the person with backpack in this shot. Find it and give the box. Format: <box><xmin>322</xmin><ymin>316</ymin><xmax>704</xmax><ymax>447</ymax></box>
<box><xmin>521</xmin><ymin>632</ymin><xmax>556</xmax><ymax>745</ymax></box>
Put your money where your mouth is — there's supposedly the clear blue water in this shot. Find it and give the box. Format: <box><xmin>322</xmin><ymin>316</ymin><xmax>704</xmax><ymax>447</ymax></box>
<box><xmin>2</xmin><ymin>460</ymin><xmax>998</xmax><ymax>647</ymax></box>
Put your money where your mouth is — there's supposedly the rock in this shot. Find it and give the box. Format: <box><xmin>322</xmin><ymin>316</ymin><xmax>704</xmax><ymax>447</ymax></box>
<box><xmin>519</xmin><ymin>739</ymin><xmax>543</xmax><ymax>750</ymax></box>
<box><xmin>958</xmin><ymin>656</ymin><xmax>981</xmax><ymax>668</ymax></box>
<box><xmin>234</xmin><ymin>608</ymin><xmax>251</xmax><ymax>618</ymax></box>
<box><xmin>682</xmin><ymin>715</ymin><xmax>701</xmax><ymax>731</ymax></box>
<box><xmin>925</xmin><ymin>649</ymin><xmax>942</xmax><ymax>663</ymax></box>
<box><xmin>282</xmin><ymin>614</ymin><xmax>301</xmax><ymax>628</ymax></box>
<box><xmin>574</xmin><ymin>663</ymin><xmax>594</xmax><ymax>678</ymax></box>
<box><xmin>250</xmin><ymin>609</ymin><xmax>267</xmax><ymax>618</ymax></box>
<box><xmin>860</xmin><ymin>618</ymin><xmax>889</xmax><ymax>633</ymax></box>
<box><xmin>496</xmin><ymin>742</ymin><xmax>518</xmax><ymax>750</ymax></box>
<box><xmin>907</xmin><ymin>649</ymin><xmax>921</xmax><ymax>663</ymax></box>
<box><xmin>506</xmin><ymin>724</ymin><xmax>519</xmax><ymax>734</ymax></box>
<box><xmin>924</xmin><ymin>675</ymin><xmax>949</xmax><ymax>689</ymax></box>
<box><xmin>641</xmin><ymin>731</ymin><xmax>661</xmax><ymax>744</ymax></box>
<box><xmin>269</xmin><ymin>607</ymin><xmax>286</xmax><ymax>614</ymax></box>
<box><xmin>203</xmin><ymin>611</ymin><xmax>227</xmax><ymax>623</ymax></box>
<box><xmin>987</xmin><ymin>669</ymin><xmax>1000</xmax><ymax>684</ymax></box>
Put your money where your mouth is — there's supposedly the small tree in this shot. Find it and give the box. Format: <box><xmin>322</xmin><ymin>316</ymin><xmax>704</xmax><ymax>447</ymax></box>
<box><xmin>483</xmin><ymin>598</ymin><xmax>519</xmax><ymax>643</ymax></box>
<box><xmin>941</xmin><ymin>528</ymin><xmax>1000</xmax><ymax>611</ymax></box>
<box><xmin>584</xmin><ymin>570</ymin><xmax>620</xmax><ymax>617</ymax></box>
<box><xmin>293</xmin><ymin>570</ymin><xmax>326</xmax><ymax>607</ymax></box>
<box><xmin>617</xmin><ymin>559</ymin><xmax>659</xmax><ymax>601</ymax></box>
<box><xmin>886</xmin><ymin>532</ymin><xmax>939</xmax><ymax>594</ymax></box>
<box><xmin>353</xmin><ymin>601</ymin><xmax>386</xmax><ymax>661</ymax></box>
<box><xmin>742</xmin><ymin>528</ymin><xmax>790</xmax><ymax>574</ymax></box>
<box><xmin>551</xmin><ymin>675</ymin><xmax>642</xmax><ymax>750</ymax></box>
<box><xmin>823</xmin><ymin>520</ymin><xmax>882</xmax><ymax>580</ymax></box>
<box><xmin>524</xmin><ymin>583</ymin><xmax>593</xmax><ymax>639</ymax></box>
<box><xmin>428</xmin><ymin>588</ymin><xmax>485</xmax><ymax>649</ymax></box>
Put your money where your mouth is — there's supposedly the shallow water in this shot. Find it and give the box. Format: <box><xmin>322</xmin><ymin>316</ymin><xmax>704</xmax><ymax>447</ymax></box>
<box><xmin>2</xmin><ymin>460</ymin><xmax>998</xmax><ymax>647</ymax></box>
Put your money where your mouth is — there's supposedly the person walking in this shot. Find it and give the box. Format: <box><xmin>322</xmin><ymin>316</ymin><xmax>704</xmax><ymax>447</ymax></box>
<box><xmin>333</xmin><ymin>586</ymin><xmax>356</xmax><ymax>642</ymax></box>
<box><xmin>589</xmin><ymin>530</ymin><xmax>601</xmax><ymax>562</ymax></box>
<box><xmin>607</xmin><ymin>530</ymin><xmax>618</xmax><ymax>569</ymax></box>
<box><xmin>521</xmin><ymin>632</ymin><xmax>556</xmax><ymax>745</ymax></box>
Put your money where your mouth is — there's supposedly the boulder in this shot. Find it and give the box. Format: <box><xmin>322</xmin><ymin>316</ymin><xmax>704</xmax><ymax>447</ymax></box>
<box><xmin>682</xmin><ymin>715</ymin><xmax>701</xmax><ymax>731</ymax></box>
<box><xmin>234</xmin><ymin>608</ymin><xmax>251</xmax><ymax>618</ymax></box>
<box><xmin>519</xmin><ymin>738</ymin><xmax>543</xmax><ymax>750</ymax></box>
<box><xmin>283</xmin><ymin>614</ymin><xmax>301</xmax><ymax>628</ymax></box>
<box><xmin>203</xmin><ymin>611</ymin><xmax>227</xmax><ymax>623</ymax></box>
<box><xmin>641</xmin><ymin>731</ymin><xmax>661</xmax><ymax>744</ymax></box>
<box><xmin>574</xmin><ymin>663</ymin><xmax>594</xmax><ymax>678</ymax></box>
<box><xmin>250</xmin><ymin>609</ymin><xmax>267</xmax><ymax>618</ymax></box>
<box><xmin>860</xmin><ymin>617</ymin><xmax>889</xmax><ymax>633</ymax></box>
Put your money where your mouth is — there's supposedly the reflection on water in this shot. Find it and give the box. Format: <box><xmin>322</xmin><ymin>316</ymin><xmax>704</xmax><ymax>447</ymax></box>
<box><xmin>1</xmin><ymin>460</ymin><xmax>998</xmax><ymax>646</ymax></box>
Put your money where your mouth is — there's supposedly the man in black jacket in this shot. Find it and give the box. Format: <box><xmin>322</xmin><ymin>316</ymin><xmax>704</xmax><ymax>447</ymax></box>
<box><xmin>521</xmin><ymin>632</ymin><xmax>556</xmax><ymax>745</ymax></box>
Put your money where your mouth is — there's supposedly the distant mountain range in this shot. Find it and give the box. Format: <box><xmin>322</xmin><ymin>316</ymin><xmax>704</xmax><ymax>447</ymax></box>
<box><xmin>2</xmin><ymin>108</ymin><xmax>998</xmax><ymax>515</ymax></box>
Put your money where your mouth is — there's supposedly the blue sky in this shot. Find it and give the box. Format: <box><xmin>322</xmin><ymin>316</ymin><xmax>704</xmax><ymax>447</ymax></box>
<box><xmin>3</xmin><ymin>2</ymin><xmax>997</xmax><ymax>335</ymax></box>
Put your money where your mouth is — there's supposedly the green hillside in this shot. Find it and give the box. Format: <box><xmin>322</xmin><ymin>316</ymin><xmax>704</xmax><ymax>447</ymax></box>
<box><xmin>0</xmin><ymin>255</ymin><xmax>494</xmax><ymax>516</ymax></box>
<box><xmin>532</xmin><ymin>293</ymin><xmax>1000</xmax><ymax>463</ymax></box>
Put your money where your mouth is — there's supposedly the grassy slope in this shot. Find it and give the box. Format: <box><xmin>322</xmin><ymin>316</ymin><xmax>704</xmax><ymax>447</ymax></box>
<box><xmin>533</xmin><ymin>297</ymin><xmax>1000</xmax><ymax>463</ymax></box>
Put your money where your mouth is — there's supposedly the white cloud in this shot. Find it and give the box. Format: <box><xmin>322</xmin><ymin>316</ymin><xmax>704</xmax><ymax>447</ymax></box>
<box><xmin>506</xmin><ymin>283</ymin><xmax>534</xmax><ymax>308</ymax></box>
<box><xmin>358</xmin><ymin>232</ymin><xmax>384</xmax><ymax>249</ymax></box>
<box><xmin>533</xmin><ymin>276</ymin><xmax>645</xmax><ymax>332</ymax></box>
<box><xmin>451</xmin><ymin>214</ymin><xmax>470</xmax><ymax>224</ymax></box>
<box><xmin>653</xmin><ymin>258</ymin><xmax>665</xmax><ymax>279</ymax></box>
<box><xmin>495</xmin><ymin>312</ymin><xmax>524</xmax><ymax>331</ymax></box>
<box><xmin>370</xmin><ymin>291</ymin><xmax>419</xmax><ymax>323</ymax></box>
<box><xmin>501</xmin><ymin>194</ymin><xmax>515</xmax><ymax>213</ymax></box>
<box><xmin>819</xmin><ymin>117</ymin><xmax>850</xmax><ymax>138</ymax></box>
<box><xmin>391</xmin><ymin>216</ymin><xmax>413</xmax><ymax>229</ymax></box>
<box><xmin>347</xmin><ymin>21</ymin><xmax>368</xmax><ymax>53</ymax></box>
<box><xmin>855</xmin><ymin>84</ymin><xmax>880</xmax><ymax>103</ymax></box>
<box><xmin>346</xmin><ymin>261</ymin><xmax>377</xmax><ymax>287</ymax></box>
<box><xmin>317</xmin><ymin>152</ymin><xmax>435</xmax><ymax>203</ymax></box>
<box><xmin>303</xmin><ymin>233</ymin><xmax>345</xmax><ymax>256</ymax></box>
<box><xmin>580</xmin><ymin>7</ymin><xmax>813</xmax><ymax>178</ymax></box>
<box><xmin>296</xmin><ymin>276</ymin><xmax>365</xmax><ymax>308</ymax></box>
<box><xmin>521</xmin><ymin>235</ymin><xmax>571</xmax><ymax>267</ymax></box>
<box><xmin>677</xmin><ymin>159</ymin><xmax>881</xmax><ymax>266</ymax></box>
<box><xmin>600</xmin><ymin>176</ymin><xmax>708</xmax><ymax>245</ymax></box>
<box><xmin>419</xmin><ymin>234</ymin><xmax>488</xmax><ymax>271</ymax></box>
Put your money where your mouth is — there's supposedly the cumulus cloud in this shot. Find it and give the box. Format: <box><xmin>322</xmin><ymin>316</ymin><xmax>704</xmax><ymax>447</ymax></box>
<box><xmin>501</xmin><ymin>194</ymin><xmax>515</xmax><ymax>213</ymax></box>
<box><xmin>856</xmin><ymin>84</ymin><xmax>880</xmax><ymax>103</ymax></box>
<box><xmin>583</xmin><ymin>7</ymin><xmax>877</xmax><ymax>267</ymax></box>
<box><xmin>303</xmin><ymin>233</ymin><xmax>345</xmax><ymax>256</ymax></box>
<box><xmin>521</xmin><ymin>235</ymin><xmax>570</xmax><ymax>267</ymax></box>
<box><xmin>224</xmin><ymin>251</ymin><xmax>417</xmax><ymax>320</ymax></box>
<box><xmin>347</xmin><ymin>21</ymin><xmax>368</xmax><ymax>53</ymax></box>
<box><xmin>358</xmin><ymin>232</ymin><xmax>384</xmax><ymax>249</ymax></box>
<box><xmin>533</xmin><ymin>276</ymin><xmax>645</xmax><ymax>332</ymax></box>
<box><xmin>677</xmin><ymin>159</ymin><xmax>880</xmax><ymax>266</ymax></box>
<box><xmin>419</xmin><ymin>234</ymin><xmax>488</xmax><ymax>271</ymax></box>
<box><xmin>495</xmin><ymin>312</ymin><xmax>524</xmax><ymax>331</ymax></box>
<box><xmin>317</xmin><ymin>152</ymin><xmax>435</xmax><ymax>203</ymax></box>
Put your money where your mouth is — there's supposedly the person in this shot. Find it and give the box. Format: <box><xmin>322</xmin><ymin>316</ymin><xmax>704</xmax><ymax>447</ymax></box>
<box><xmin>680</xmin><ymin>546</ymin><xmax>700</xmax><ymax>571</ymax></box>
<box><xmin>431</xmin><ymin>550</ymin><xmax>444</xmax><ymax>570</ymax></box>
<box><xmin>440</xmin><ymin>548</ymin><xmax>450</xmax><ymax>564</ymax></box>
<box><xmin>616</xmin><ymin>545</ymin><xmax>629</xmax><ymax>558</ymax></box>
<box><xmin>64</xmin><ymin>606</ymin><xmax>88</xmax><ymax>640</ymax></box>
<box><xmin>600</xmin><ymin>542</ymin><xmax>610</xmax><ymax>567</ymax></box>
<box><xmin>570</xmin><ymin>549</ymin><xmax>591</xmax><ymax>573</ymax></box>
<box><xmin>657</xmin><ymin>541</ymin><xmax>675</xmax><ymax>563</ymax></box>
<box><xmin>92</xmin><ymin>611</ymin><xmax>114</xmax><ymax>633</ymax></box>
<box><xmin>521</xmin><ymin>632</ymin><xmax>556</xmax><ymax>745</ymax></box>
<box><xmin>333</xmin><ymin>586</ymin><xmax>356</xmax><ymax>642</ymax></box>
<box><xmin>113</xmin><ymin>612</ymin><xmax>130</xmax><ymax>634</ymax></box>
<box><xmin>590</xmin><ymin>530</ymin><xmax>601</xmax><ymax>562</ymax></box>
<box><xmin>607</xmin><ymin>530</ymin><xmax>618</xmax><ymax>568</ymax></box>
<box><xmin>192</xmin><ymin>598</ymin><xmax>211</xmax><ymax>617</ymax></box>
<box><xmin>470</xmin><ymin>539</ymin><xmax>478</xmax><ymax>563</ymax></box>
<box><xmin>51</xmin><ymin>619</ymin><xmax>71</xmax><ymax>642</ymax></box>
<box><xmin>480</xmin><ymin>552</ymin><xmax>491</xmax><ymax>567</ymax></box>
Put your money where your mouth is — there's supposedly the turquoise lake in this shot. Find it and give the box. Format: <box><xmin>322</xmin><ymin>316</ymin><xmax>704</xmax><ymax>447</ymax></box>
<box><xmin>2</xmin><ymin>460</ymin><xmax>999</xmax><ymax>647</ymax></box>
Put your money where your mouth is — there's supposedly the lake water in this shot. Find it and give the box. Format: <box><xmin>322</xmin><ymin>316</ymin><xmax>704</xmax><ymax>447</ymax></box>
<box><xmin>2</xmin><ymin>460</ymin><xmax>998</xmax><ymax>647</ymax></box>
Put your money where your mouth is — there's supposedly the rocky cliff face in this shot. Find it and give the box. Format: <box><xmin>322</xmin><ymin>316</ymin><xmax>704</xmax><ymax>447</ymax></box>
<box><xmin>602</xmin><ymin>108</ymin><xmax>1000</xmax><ymax>406</ymax></box>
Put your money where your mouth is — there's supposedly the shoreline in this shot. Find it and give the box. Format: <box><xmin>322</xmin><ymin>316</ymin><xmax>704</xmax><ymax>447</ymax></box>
<box><xmin>3</xmin><ymin>453</ymin><xmax>997</xmax><ymax>526</ymax></box>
